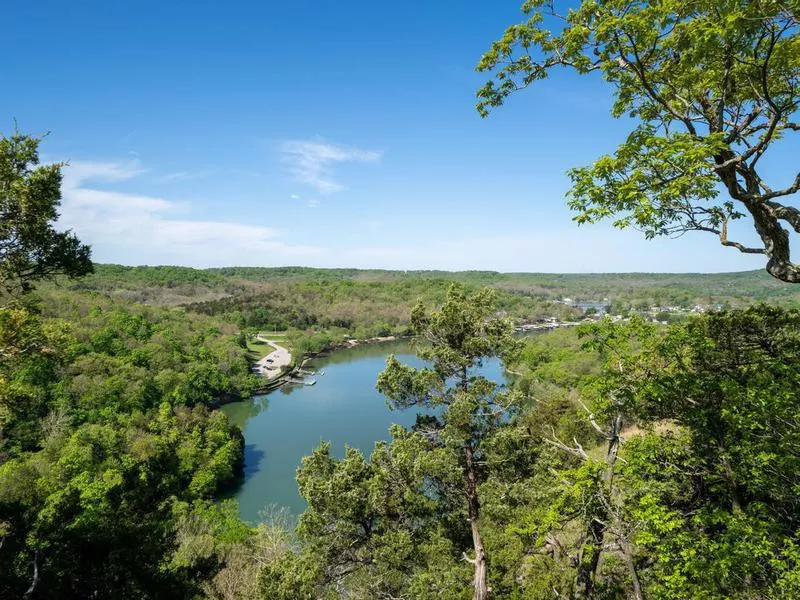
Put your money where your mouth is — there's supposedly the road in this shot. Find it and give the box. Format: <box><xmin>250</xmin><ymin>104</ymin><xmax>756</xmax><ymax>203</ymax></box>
<box><xmin>254</xmin><ymin>335</ymin><xmax>292</xmax><ymax>379</ymax></box>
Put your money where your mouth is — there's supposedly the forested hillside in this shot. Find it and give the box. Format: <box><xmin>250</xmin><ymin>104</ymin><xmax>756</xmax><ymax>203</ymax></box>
<box><xmin>6</xmin><ymin>278</ymin><xmax>800</xmax><ymax>598</ymax></box>
<box><xmin>4</xmin><ymin>0</ymin><xmax>800</xmax><ymax>595</ymax></box>
<box><xmin>0</xmin><ymin>285</ymin><xmax>262</xmax><ymax>597</ymax></box>
<box><xmin>80</xmin><ymin>264</ymin><xmax>800</xmax><ymax>306</ymax></box>
<box><xmin>65</xmin><ymin>264</ymin><xmax>800</xmax><ymax>337</ymax></box>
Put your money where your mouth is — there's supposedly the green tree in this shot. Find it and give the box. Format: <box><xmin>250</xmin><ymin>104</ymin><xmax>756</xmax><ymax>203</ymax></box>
<box><xmin>1</xmin><ymin>132</ymin><xmax>92</xmax><ymax>295</ymax></box>
<box><xmin>564</xmin><ymin>306</ymin><xmax>800</xmax><ymax>598</ymax></box>
<box><xmin>291</xmin><ymin>423</ymin><xmax>473</xmax><ymax>599</ymax></box>
<box><xmin>0</xmin><ymin>308</ymin><xmax>55</xmax><ymax>452</ymax></box>
<box><xmin>377</xmin><ymin>285</ymin><xmax>518</xmax><ymax>600</ymax></box>
<box><xmin>478</xmin><ymin>0</ymin><xmax>800</xmax><ymax>282</ymax></box>
<box><xmin>615</xmin><ymin>306</ymin><xmax>800</xmax><ymax>597</ymax></box>
<box><xmin>0</xmin><ymin>403</ymin><xmax>243</xmax><ymax>598</ymax></box>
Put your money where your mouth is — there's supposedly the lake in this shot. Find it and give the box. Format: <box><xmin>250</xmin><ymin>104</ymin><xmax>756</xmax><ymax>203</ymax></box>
<box><xmin>221</xmin><ymin>339</ymin><xmax>508</xmax><ymax>522</ymax></box>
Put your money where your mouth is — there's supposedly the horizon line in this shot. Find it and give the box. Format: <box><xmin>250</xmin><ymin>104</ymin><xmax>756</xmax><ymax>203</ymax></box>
<box><xmin>89</xmin><ymin>263</ymin><xmax>770</xmax><ymax>277</ymax></box>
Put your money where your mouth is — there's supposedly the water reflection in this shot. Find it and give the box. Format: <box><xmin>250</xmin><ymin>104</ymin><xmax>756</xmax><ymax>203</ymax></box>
<box><xmin>220</xmin><ymin>338</ymin><xmax>506</xmax><ymax>522</ymax></box>
<box><xmin>242</xmin><ymin>444</ymin><xmax>265</xmax><ymax>483</ymax></box>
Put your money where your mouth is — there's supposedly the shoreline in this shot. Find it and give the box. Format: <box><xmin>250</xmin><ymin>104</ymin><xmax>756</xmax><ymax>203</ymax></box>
<box><xmin>299</xmin><ymin>334</ymin><xmax>404</xmax><ymax>367</ymax></box>
<box><xmin>227</xmin><ymin>321</ymin><xmax>577</xmax><ymax>406</ymax></box>
<box><xmin>218</xmin><ymin>323</ymin><xmax>576</xmax><ymax>408</ymax></box>
<box><xmin>253</xmin><ymin>334</ymin><xmax>292</xmax><ymax>378</ymax></box>
<box><xmin>245</xmin><ymin>335</ymin><xmax>409</xmax><ymax>399</ymax></box>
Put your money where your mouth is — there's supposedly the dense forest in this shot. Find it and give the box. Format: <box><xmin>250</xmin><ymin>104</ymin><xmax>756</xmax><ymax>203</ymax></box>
<box><xmin>4</xmin><ymin>0</ymin><xmax>800</xmax><ymax>596</ymax></box>
<box><xmin>61</xmin><ymin>264</ymin><xmax>800</xmax><ymax>343</ymax></box>
<box><xmin>0</xmin><ymin>286</ymin><xmax>263</xmax><ymax>597</ymax></box>
<box><xmin>76</xmin><ymin>263</ymin><xmax>800</xmax><ymax>309</ymax></box>
<box><xmin>4</xmin><ymin>138</ymin><xmax>800</xmax><ymax>597</ymax></box>
<box><xmin>5</xmin><ymin>280</ymin><xmax>800</xmax><ymax>597</ymax></box>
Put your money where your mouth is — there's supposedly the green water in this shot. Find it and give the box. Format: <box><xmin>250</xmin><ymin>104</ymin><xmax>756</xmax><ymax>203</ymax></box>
<box><xmin>221</xmin><ymin>339</ymin><xmax>507</xmax><ymax>522</ymax></box>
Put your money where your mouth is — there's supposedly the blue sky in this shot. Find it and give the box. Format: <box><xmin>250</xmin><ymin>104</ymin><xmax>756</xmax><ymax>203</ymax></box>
<box><xmin>1</xmin><ymin>0</ymin><xmax>781</xmax><ymax>272</ymax></box>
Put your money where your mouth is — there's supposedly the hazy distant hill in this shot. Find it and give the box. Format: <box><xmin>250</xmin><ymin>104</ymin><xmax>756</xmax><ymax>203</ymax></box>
<box><xmin>69</xmin><ymin>264</ymin><xmax>800</xmax><ymax>308</ymax></box>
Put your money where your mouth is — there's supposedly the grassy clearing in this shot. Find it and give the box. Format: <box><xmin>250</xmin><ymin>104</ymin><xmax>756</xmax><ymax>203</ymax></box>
<box><xmin>247</xmin><ymin>333</ymin><xmax>295</xmax><ymax>358</ymax></box>
<box><xmin>246</xmin><ymin>339</ymin><xmax>271</xmax><ymax>355</ymax></box>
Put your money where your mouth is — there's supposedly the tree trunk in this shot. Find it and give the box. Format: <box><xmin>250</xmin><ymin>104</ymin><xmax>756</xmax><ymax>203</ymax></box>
<box><xmin>745</xmin><ymin>199</ymin><xmax>800</xmax><ymax>283</ymax></box>
<box><xmin>715</xmin><ymin>155</ymin><xmax>800</xmax><ymax>284</ymax></box>
<box><xmin>23</xmin><ymin>551</ymin><xmax>39</xmax><ymax>599</ymax></box>
<box><xmin>576</xmin><ymin>414</ymin><xmax>638</xmax><ymax>599</ymax></box>
<box><xmin>620</xmin><ymin>537</ymin><xmax>644</xmax><ymax>600</ymax></box>
<box><xmin>607</xmin><ymin>415</ymin><xmax>645</xmax><ymax>600</ymax></box>
<box><xmin>465</xmin><ymin>443</ymin><xmax>489</xmax><ymax>600</ymax></box>
<box><xmin>575</xmin><ymin>519</ymin><xmax>604</xmax><ymax>598</ymax></box>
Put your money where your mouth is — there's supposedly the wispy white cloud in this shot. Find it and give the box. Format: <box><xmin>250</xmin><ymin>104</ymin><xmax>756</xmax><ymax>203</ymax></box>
<box><xmin>58</xmin><ymin>160</ymin><xmax>325</xmax><ymax>266</ymax></box>
<box><xmin>280</xmin><ymin>139</ymin><xmax>381</xmax><ymax>194</ymax></box>
<box><xmin>54</xmin><ymin>160</ymin><xmax>759</xmax><ymax>273</ymax></box>
<box><xmin>62</xmin><ymin>159</ymin><xmax>145</xmax><ymax>186</ymax></box>
<box><xmin>54</xmin><ymin>160</ymin><xmax>767</xmax><ymax>272</ymax></box>
<box><xmin>291</xmin><ymin>194</ymin><xmax>301</xmax><ymax>199</ymax></box>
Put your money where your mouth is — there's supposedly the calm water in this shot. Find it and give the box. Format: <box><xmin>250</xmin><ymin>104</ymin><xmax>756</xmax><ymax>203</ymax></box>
<box><xmin>221</xmin><ymin>339</ymin><xmax>507</xmax><ymax>522</ymax></box>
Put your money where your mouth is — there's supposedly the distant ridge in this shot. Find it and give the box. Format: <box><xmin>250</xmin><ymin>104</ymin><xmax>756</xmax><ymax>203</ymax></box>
<box><xmin>62</xmin><ymin>264</ymin><xmax>798</xmax><ymax>311</ymax></box>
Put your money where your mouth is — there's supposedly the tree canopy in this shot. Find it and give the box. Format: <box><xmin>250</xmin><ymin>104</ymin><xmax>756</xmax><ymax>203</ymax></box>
<box><xmin>0</xmin><ymin>132</ymin><xmax>92</xmax><ymax>295</ymax></box>
<box><xmin>4</xmin><ymin>268</ymin><xmax>799</xmax><ymax>597</ymax></box>
<box><xmin>377</xmin><ymin>285</ymin><xmax>518</xmax><ymax>600</ymax></box>
<box><xmin>477</xmin><ymin>0</ymin><xmax>800</xmax><ymax>282</ymax></box>
<box><xmin>249</xmin><ymin>293</ymin><xmax>800</xmax><ymax>598</ymax></box>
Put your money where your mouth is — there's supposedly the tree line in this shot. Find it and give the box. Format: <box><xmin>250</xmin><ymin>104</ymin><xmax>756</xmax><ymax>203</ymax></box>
<box><xmin>3</xmin><ymin>0</ymin><xmax>800</xmax><ymax>594</ymax></box>
<box><xmin>0</xmin><ymin>134</ymin><xmax>259</xmax><ymax>597</ymax></box>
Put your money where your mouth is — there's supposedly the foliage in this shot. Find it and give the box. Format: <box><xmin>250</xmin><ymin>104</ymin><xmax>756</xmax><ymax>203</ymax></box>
<box><xmin>478</xmin><ymin>0</ymin><xmax>800</xmax><ymax>281</ymax></box>
<box><xmin>76</xmin><ymin>264</ymin><xmax>800</xmax><ymax>321</ymax></box>
<box><xmin>183</xmin><ymin>277</ymin><xmax>577</xmax><ymax>337</ymax></box>
<box><xmin>377</xmin><ymin>285</ymin><xmax>520</xmax><ymax>600</ymax></box>
<box><xmin>605</xmin><ymin>306</ymin><xmax>800</xmax><ymax>598</ymax></box>
<box><xmin>6</xmin><ymin>262</ymin><xmax>800</xmax><ymax>599</ymax></box>
<box><xmin>0</xmin><ymin>132</ymin><xmax>92</xmax><ymax>295</ymax></box>
<box><xmin>0</xmin><ymin>404</ymin><xmax>242</xmax><ymax>598</ymax></box>
<box><xmin>292</xmin><ymin>432</ymin><xmax>452</xmax><ymax>599</ymax></box>
<box><xmin>0</xmin><ymin>285</ymin><xmax>255</xmax><ymax>597</ymax></box>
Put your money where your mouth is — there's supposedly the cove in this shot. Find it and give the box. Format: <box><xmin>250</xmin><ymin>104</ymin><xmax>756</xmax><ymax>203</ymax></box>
<box><xmin>221</xmin><ymin>339</ymin><xmax>508</xmax><ymax>522</ymax></box>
